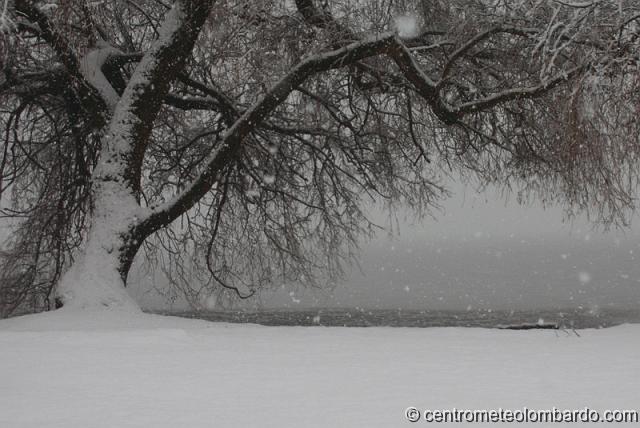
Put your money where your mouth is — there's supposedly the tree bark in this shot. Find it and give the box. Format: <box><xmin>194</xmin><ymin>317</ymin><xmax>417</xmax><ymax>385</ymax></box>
<box><xmin>54</xmin><ymin>0</ymin><xmax>214</xmax><ymax>311</ymax></box>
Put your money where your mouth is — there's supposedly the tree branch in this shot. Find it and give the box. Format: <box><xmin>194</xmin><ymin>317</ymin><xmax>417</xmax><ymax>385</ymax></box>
<box><xmin>14</xmin><ymin>0</ymin><xmax>108</xmax><ymax>122</ymax></box>
<box><xmin>141</xmin><ymin>27</ymin><xmax>585</xmax><ymax>234</ymax></box>
<box><xmin>141</xmin><ymin>33</ymin><xmax>399</xmax><ymax>232</ymax></box>
<box><xmin>453</xmin><ymin>65</ymin><xmax>585</xmax><ymax>115</ymax></box>
<box><xmin>96</xmin><ymin>0</ymin><xmax>214</xmax><ymax>194</ymax></box>
<box><xmin>439</xmin><ymin>26</ymin><xmax>538</xmax><ymax>82</ymax></box>
<box><xmin>14</xmin><ymin>0</ymin><xmax>82</xmax><ymax>81</ymax></box>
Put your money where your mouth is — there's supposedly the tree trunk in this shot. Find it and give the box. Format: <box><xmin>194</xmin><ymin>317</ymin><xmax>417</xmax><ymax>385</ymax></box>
<box><xmin>55</xmin><ymin>179</ymin><xmax>144</xmax><ymax>312</ymax></box>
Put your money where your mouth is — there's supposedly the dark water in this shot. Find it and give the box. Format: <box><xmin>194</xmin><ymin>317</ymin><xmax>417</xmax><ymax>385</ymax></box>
<box><xmin>154</xmin><ymin>307</ymin><xmax>640</xmax><ymax>329</ymax></box>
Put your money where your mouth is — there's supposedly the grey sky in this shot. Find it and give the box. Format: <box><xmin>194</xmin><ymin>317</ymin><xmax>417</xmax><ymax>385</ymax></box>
<box><xmin>132</xmin><ymin>181</ymin><xmax>640</xmax><ymax>311</ymax></box>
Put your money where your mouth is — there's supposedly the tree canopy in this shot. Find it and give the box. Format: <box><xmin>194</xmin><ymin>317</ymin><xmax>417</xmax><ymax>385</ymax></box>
<box><xmin>1</xmin><ymin>0</ymin><xmax>640</xmax><ymax>315</ymax></box>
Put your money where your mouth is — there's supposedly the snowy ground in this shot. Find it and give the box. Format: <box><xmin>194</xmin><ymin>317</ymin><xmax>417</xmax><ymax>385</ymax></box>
<box><xmin>1</xmin><ymin>309</ymin><xmax>638</xmax><ymax>427</ymax></box>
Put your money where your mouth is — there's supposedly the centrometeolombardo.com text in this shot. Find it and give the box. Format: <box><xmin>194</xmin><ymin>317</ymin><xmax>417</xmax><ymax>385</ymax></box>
<box><xmin>404</xmin><ymin>407</ymin><xmax>639</xmax><ymax>423</ymax></box>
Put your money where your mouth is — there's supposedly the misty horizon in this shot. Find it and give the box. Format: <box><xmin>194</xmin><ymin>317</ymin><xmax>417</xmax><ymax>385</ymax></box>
<box><xmin>132</xmin><ymin>182</ymin><xmax>640</xmax><ymax>312</ymax></box>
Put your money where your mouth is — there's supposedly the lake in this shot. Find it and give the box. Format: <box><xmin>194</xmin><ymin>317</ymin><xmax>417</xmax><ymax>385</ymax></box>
<box><xmin>155</xmin><ymin>307</ymin><xmax>640</xmax><ymax>329</ymax></box>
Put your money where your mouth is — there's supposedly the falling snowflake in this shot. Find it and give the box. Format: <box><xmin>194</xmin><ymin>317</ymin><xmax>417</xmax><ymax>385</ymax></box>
<box><xmin>578</xmin><ymin>271</ymin><xmax>591</xmax><ymax>284</ymax></box>
<box><xmin>289</xmin><ymin>291</ymin><xmax>301</xmax><ymax>304</ymax></box>
<box><xmin>203</xmin><ymin>294</ymin><xmax>217</xmax><ymax>311</ymax></box>
<box><xmin>263</xmin><ymin>174</ymin><xmax>275</xmax><ymax>185</ymax></box>
<box><xmin>393</xmin><ymin>13</ymin><xmax>421</xmax><ymax>39</ymax></box>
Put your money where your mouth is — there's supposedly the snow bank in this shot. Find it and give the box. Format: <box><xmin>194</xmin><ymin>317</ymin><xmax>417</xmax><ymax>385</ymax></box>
<box><xmin>1</xmin><ymin>310</ymin><xmax>638</xmax><ymax>427</ymax></box>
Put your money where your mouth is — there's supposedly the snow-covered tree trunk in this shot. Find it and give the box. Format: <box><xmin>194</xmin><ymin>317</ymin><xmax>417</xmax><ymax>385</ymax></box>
<box><xmin>53</xmin><ymin>0</ymin><xmax>214</xmax><ymax>311</ymax></box>
<box><xmin>55</xmin><ymin>186</ymin><xmax>142</xmax><ymax>311</ymax></box>
<box><xmin>55</xmin><ymin>127</ymin><xmax>149</xmax><ymax>311</ymax></box>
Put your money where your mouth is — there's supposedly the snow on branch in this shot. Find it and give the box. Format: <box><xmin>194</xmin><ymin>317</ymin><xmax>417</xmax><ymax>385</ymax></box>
<box><xmin>79</xmin><ymin>41</ymin><xmax>123</xmax><ymax>111</ymax></box>
<box><xmin>453</xmin><ymin>65</ymin><xmax>586</xmax><ymax>115</ymax></box>
<box><xmin>0</xmin><ymin>0</ymin><xmax>14</xmax><ymax>33</ymax></box>
<box><xmin>554</xmin><ymin>0</ymin><xmax>597</xmax><ymax>8</ymax></box>
<box><xmin>12</xmin><ymin>0</ymin><xmax>109</xmax><ymax>121</ymax></box>
<box><xmin>439</xmin><ymin>26</ymin><xmax>539</xmax><ymax>81</ymax></box>
<box><xmin>142</xmin><ymin>26</ymin><xmax>589</xmax><ymax>230</ymax></box>
<box><xmin>98</xmin><ymin>0</ymin><xmax>213</xmax><ymax>190</ymax></box>
<box><xmin>142</xmin><ymin>33</ymin><xmax>401</xmax><ymax>230</ymax></box>
<box><xmin>13</xmin><ymin>0</ymin><xmax>82</xmax><ymax>80</ymax></box>
<box><xmin>387</xmin><ymin>39</ymin><xmax>457</xmax><ymax>124</ymax></box>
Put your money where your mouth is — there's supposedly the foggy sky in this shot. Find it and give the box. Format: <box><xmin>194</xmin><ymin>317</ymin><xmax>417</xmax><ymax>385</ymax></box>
<box><xmin>132</xmin><ymin>182</ymin><xmax>640</xmax><ymax>311</ymax></box>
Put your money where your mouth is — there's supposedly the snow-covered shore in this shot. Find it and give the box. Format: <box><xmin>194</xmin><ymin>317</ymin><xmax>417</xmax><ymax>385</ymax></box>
<box><xmin>1</xmin><ymin>309</ymin><xmax>638</xmax><ymax>427</ymax></box>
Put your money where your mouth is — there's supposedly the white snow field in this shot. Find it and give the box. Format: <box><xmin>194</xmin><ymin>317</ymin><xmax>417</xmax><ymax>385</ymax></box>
<box><xmin>1</xmin><ymin>309</ymin><xmax>638</xmax><ymax>427</ymax></box>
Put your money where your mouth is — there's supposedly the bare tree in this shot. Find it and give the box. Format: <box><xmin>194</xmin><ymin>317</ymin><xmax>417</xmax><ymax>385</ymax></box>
<box><xmin>1</xmin><ymin>0</ymin><xmax>639</xmax><ymax>315</ymax></box>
